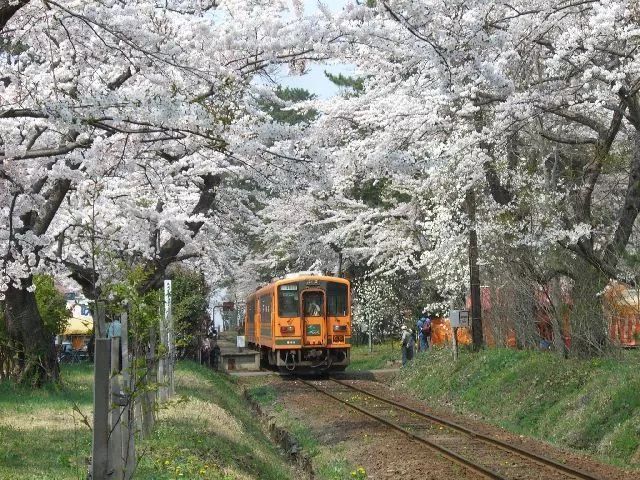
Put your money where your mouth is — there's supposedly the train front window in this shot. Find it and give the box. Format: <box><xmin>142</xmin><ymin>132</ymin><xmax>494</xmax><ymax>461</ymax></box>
<box><xmin>304</xmin><ymin>292</ymin><xmax>324</xmax><ymax>317</ymax></box>
<box><xmin>327</xmin><ymin>283</ymin><xmax>347</xmax><ymax>316</ymax></box>
<box><xmin>278</xmin><ymin>285</ymin><xmax>299</xmax><ymax>317</ymax></box>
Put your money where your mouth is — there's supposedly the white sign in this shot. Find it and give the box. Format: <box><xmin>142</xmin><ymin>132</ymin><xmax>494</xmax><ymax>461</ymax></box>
<box><xmin>236</xmin><ymin>335</ymin><xmax>246</xmax><ymax>348</ymax></box>
<box><xmin>164</xmin><ymin>280</ymin><xmax>172</xmax><ymax>323</ymax></box>
<box><xmin>450</xmin><ymin>309</ymin><xmax>470</xmax><ymax>328</ymax></box>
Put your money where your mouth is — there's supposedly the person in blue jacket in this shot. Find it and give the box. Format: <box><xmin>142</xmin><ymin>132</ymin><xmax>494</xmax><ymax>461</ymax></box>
<box><xmin>416</xmin><ymin>313</ymin><xmax>432</xmax><ymax>352</ymax></box>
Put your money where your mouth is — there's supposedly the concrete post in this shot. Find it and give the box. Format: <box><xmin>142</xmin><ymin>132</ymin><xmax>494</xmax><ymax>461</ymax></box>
<box><xmin>142</xmin><ymin>325</ymin><xmax>156</xmax><ymax>438</ymax></box>
<box><xmin>120</xmin><ymin>312</ymin><xmax>136</xmax><ymax>480</ymax></box>
<box><xmin>96</xmin><ymin>302</ymin><xmax>106</xmax><ymax>339</ymax></box>
<box><xmin>109</xmin><ymin>337</ymin><xmax>124</xmax><ymax>478</ymax></box>
<box><xmin>168</xmin><ymin>310</ymin><xmax>175</xmax><ymax>397</ymax></box>
<box><xmin>91</xmin><ymin>338</ymin><xmax>111</xmax><ymax>479</ymax></box>
<box><xmin>158</xmin><ymin>314</ymin><xmax>167</xmax><ymax>402</ymax></box>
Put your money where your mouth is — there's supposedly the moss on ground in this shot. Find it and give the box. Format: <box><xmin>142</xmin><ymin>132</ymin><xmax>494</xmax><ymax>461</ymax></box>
<box><xmin>397</xmin><ymin>347</ymin><xmax>640</xmax><ymax>468</ymax></box>
<box><xmin>0</xmin><ymin>362</ymin><xmax>295</xmax><ymax>480</ymax></box>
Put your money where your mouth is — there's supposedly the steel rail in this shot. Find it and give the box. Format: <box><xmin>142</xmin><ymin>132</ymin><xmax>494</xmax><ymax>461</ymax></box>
<box><xmin>299</xmin><ymin>379</ymin><xmax>507</xmax><ymax>480</ymax></box>
<box><xmin>329</xmin><ymin>378</ymin><xmax>604</xmax><ymax>480</ymax></box>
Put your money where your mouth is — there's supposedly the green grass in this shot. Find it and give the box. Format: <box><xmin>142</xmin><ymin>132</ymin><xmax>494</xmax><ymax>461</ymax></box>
<box><xmin>348</xmin><ymin>340</ymin><xmax>401</xmax><ymax>371</ymax></box>
<box><xmin>0</xmin><ymin>362</ymin><xmax>295</xmax><ymax>480</ymax></box>
<box><xmin>397</xmin><ymin>346</ymin><xmax>640</xmax><ymax>468</ymax></box>
<box><xmin>0</xmin><ymin>363</ymin><xmax>93</xmax><ymax>480</ymax></box>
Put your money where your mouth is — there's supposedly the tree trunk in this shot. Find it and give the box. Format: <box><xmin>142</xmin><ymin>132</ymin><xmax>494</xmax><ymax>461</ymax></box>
<box><xmin>3</xmin><ymin>277</ymin><xmax>59</xmax><ymax>385</ymax></box>
<box><xmin>0</xmin><ymin>0</ymin><xmax>29</xmax><ymax>31</ymax></box>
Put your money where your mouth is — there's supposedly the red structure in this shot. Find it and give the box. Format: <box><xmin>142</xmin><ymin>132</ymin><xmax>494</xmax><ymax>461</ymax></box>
<box><xmin>430</xmin><ymin>283</ymin><xmax>640</xmax><ymax>349</ymax></box>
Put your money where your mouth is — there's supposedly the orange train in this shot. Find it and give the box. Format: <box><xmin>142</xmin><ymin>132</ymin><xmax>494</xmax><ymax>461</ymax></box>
<box><xmin>243</xmin><ymin>273</ymin><xmax>351</xmax><ymax>372</ymax></box>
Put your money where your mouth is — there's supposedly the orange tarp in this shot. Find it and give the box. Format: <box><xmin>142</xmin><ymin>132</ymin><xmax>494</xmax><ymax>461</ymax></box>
<box><xmin>605</xmin><ymin>284</ymin><xmax>640</xmax><ymax>347</ymax></box>
<box><xmin>453</xmin><ymin>283</ymin><xmax>640</xmax><ymax>349</ymax></box>
<box><xmin>431</xmin><ymin>317</ymin><xmax>472</xmax><ymax>346</ymax></box>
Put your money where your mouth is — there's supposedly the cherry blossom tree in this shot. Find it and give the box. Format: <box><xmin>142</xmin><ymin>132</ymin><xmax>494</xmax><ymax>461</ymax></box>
<box><xmin>0</xmin><ymin>0</ymin><xmax>327</xmax><ymax>382</ymax></box>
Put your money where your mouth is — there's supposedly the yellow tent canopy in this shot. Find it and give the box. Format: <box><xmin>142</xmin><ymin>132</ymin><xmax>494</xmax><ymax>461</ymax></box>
<box><xmin>62</xmin><ymin>317</ymin><xmax>93</xmax><ymax>335</ymax></box>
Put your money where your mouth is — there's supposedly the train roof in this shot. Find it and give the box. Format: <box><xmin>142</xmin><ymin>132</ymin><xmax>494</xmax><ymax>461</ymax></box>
<box><xmin>247</xmin><ymin>274</ymin><xmax>349</xmax><ymax>298</ymax></box>
<box><xmin>276</xmin><ymin>274</ymin><xmax>349</xmax><ymax>285</ymax></box>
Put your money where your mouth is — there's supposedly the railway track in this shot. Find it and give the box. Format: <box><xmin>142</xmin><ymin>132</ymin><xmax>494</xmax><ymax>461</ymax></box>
<box><xmin>298</xmin><ymin>377</ymin><xmax>603</xmax><ymax>480</ymax></box>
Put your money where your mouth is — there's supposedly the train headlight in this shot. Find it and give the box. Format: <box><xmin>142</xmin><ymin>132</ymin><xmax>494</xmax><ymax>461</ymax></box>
<box><xmin>333</xmin><ymin>325</ymin><xmax>347</xmax><ymax>332</ymax></box>
<box><xmin>280</xmin><ymin>325</ymin><xmax>295</xmax><ymax>334</ymax></box>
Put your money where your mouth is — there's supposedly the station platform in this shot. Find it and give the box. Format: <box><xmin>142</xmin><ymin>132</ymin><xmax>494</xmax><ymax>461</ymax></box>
<box><xmin>216</xmin><ymin>332</ymin><xmax>260</xmax><ymax>372</ymax></box>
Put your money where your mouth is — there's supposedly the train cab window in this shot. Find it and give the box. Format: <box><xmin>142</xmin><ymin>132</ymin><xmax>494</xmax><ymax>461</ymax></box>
<box><xmin>278</xmin><ymin>284</ymin><xmax>299</xmax><ymax>317</ymax></box>
<box><xmin>327</xmin><ymin>283</ymin><xmax>348</xmax><ymax>316</ymax></box>
<box><xmin>304</xmin><ymin>292</ymin><xmax>324</xmax><ymax>317</ymax></box>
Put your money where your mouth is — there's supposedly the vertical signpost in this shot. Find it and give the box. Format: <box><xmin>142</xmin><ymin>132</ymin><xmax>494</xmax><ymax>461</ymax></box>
<box><xmin>450</xmin><ymin>309</ymin><xmax>470</xmax><ymax>361</ymax></box>
<box><xmin>163</xmin><ymin>279</ymin><xmax>174</xmax><ymax>399</ymax></box>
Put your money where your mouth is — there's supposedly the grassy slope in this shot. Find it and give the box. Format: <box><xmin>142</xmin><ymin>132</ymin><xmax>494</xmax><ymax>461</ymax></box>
<box><xmin>348</xmin><ymin>341</ymin><xmax>400</xmax><ymax>371</ymax></box>
<box><xmin>0</xmin><ymin>362</ymin><xmax>294</xmax><ymax>480</ymax></box>
<box><xmin>396</xmin><ymin>347</ymin><xmax>640</xmax><ymax>468</ymax></box>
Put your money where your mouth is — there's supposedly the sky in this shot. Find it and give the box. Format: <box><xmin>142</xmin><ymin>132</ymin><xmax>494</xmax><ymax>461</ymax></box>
<box><xmin>277</xmin><ymin>0</ymin><xmax>355</xmax><ymax>99</ymax></box>
<box><xmin>275</xmin><ymin>62</ymin><xmax>356</xmax><ymax>99</ymax></box>
<box><xmin>213</xmin><ymin>0</ymin><xmax>356</xmax><ymax>99</ymax></box>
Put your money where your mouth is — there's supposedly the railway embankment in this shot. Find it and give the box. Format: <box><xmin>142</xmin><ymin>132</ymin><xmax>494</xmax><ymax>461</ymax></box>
<box><xmin>395</xmin><ymin>347</ymin><xmax>640</xmax><ymax>470</ymax></box>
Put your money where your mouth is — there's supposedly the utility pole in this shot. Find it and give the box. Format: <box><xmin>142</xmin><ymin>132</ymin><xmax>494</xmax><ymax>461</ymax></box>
<box><xmin>368</xmin><ymin>313</ymin><xmax>373</xmax><ymax>353</ymax></box>
<box><xmin>466</xmin><ymin>187</ymin><xmax>483</xmax><ymax>350</ymax></box>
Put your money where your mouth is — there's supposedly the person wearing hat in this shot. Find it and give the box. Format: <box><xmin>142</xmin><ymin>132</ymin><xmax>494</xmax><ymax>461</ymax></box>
<box><xmin>400</xmin><ymin>325</ymin><xmax>415</xmax><ymax>366</ymax></box>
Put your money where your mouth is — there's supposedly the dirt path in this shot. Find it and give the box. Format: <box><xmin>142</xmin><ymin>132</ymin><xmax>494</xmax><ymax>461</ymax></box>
<box><xmin>251</xmin><ymin>376</ymin><xmax>639</xmax><ymax>480</ymax></box>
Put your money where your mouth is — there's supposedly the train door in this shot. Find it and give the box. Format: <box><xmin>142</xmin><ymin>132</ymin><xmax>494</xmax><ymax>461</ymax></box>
<box><xmin>301</xmin><ymin>290</ymin><xmax>326</xmax><ymax>346</ymax></box>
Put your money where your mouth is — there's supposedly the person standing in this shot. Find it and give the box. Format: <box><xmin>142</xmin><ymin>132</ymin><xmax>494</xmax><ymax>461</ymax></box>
<box><xmin>87</xmin><ymin>334</ymin><xmax>95</xmax><ymax>363</ymax></box>
<box><xmin>107</xmin><ymin>318</ymin><xmax>123</xmax><ymax>371</ymax></box>
<box><xmin>400</xmin><ymin>325</ymin><xmax>415</xmax><ymax>366</ymax></box>
<box><xmin>211</xmin><ymin>340</ymin><xmax>221</xmax><ymax>370</ymax></box>
<box><xmin>416</xmin><ymin>316</ymin><xmax>424</xmax><ymax>352</ymax></box>
<box><xmin>201</xmin><ymin>336</ymin><xmax>211</xmax><ymax>367</ymax></box>
<box><xmin>417</xmin><ymin>314</ymin><xmax>432</xmax><ymax>352</ymax></box>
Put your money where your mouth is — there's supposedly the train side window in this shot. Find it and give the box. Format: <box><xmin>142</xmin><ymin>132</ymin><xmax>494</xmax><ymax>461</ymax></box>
<box><xmin>327</xmin><ymin>283</ymin><xmax>347</xmax><ymax>316</ymax></box>
<box><xmin>278</xmin><ymin>285</ymin><xmax>299</xmax><ymax>317</ymax></box>
<box><xmin>247</xmin><ymin>298</ymin><xmax>255</xmax><ymax>321</ymax></box>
